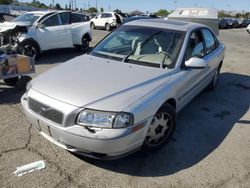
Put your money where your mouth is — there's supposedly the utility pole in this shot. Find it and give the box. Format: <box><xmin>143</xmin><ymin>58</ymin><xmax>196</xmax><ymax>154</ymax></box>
<box><xmin>52</xmin><ymin>0</ymin><xmax>55</xmax><ymax>8</ymax></box>
<box><xmin>174</xmin><ymin>0</ymin><xmax>177</xmax><ymax>10</ymax></box>
<box><xmin>95</xmin><ymin>0</ymin><xmax>97</xmax><ymax>9</ymax></box>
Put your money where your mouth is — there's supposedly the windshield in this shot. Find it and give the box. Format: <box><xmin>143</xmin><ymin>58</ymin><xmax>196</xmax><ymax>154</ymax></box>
<box><xmin>11</xmin><ymin>13</ymin><xmax>41</xmax><ymax>25</ymax></box>
<box><xmin>90</xmin><ymin>26</ymin><xmax>184</xmax><ymax>68</ymax></box>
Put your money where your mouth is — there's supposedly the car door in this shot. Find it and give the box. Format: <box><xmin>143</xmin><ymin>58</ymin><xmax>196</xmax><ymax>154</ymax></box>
<box><xmin>177</xmin><ymin>29</ymin><xmax>212</xmax><ymax>110</ymax></box>
<box><xmin>35</xmin><ymin>13</ymin><xmax>72</xmax><ymax>51</ymax></box>
<box><xmin>99</xmin><ymin>13</ymin><xmax>109</xmax><ymax>27</ymax></box>
<box><xmin>94</xmin><ymin>14</ymin><xmax>103</xmax><ymax>27</ymax></box>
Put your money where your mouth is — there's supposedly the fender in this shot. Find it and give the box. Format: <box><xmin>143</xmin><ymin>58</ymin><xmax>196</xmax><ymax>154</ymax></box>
<box><xmin>17</xmin><ymin>33</ymin><xmax>32</xmax><ymax>43</ymax></box>
<box><xmin>17</xmin><ymin>34</ymin><xmax>41</xmax><ymax>53</ymax></box>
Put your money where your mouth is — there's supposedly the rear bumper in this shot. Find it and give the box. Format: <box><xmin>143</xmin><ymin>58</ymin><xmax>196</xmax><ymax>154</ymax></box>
<box><xmin>21</xmin><ymin>91</ymin><xmax>149</xmax><ymax>159</ymax></box>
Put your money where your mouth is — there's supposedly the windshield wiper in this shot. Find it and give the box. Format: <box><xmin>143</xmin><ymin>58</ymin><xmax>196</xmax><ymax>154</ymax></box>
<box><xmin>122</xmin><ymin>31</ymin><xmax>161</xmax><ymax>62</ymax></box>
<box><xmin>161</xmin><ymin>34</ymin><xmax>176</xmax><ymax>69</ymax></box>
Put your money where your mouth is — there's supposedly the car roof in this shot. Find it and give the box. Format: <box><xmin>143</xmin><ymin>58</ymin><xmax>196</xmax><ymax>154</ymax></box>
<box><xmin>124</xmin><ymin>19</ymin><xmax>204</xmax><ymax>32</ymax></box>
<box><xmin>25</xmin><ymin>11</ymin><xmax>54</xmax><ymax>15</ymax></box>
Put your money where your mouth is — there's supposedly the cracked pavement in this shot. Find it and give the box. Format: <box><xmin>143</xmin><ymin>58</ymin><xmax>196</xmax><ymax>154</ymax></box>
<box><xmin>0</xmin><ymin>29</ymin><xmax>250</xmax><ymax>188</ymax></box>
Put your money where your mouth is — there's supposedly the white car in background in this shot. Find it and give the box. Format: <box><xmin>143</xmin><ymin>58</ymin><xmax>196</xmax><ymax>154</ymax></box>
<box><xmin>0</xmin><ymin>11</ymin><xmax>92</xmax><ymax>59</ymax></box>
<box><xmin>247</xmin><ymin>24</ymin><xmax>250</xmax><ymax>34</ymax></box>
<box><xmin>90</xmin><ymin>12</ymin><xmax>123</xmax><ymax>31</ymax></box>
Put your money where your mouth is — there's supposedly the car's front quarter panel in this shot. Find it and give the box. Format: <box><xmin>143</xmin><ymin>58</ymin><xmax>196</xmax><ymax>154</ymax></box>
<box><xmin>21</xmin><ymin>89</ymin><xmax>149</xmax><ymax>157</ymax></box>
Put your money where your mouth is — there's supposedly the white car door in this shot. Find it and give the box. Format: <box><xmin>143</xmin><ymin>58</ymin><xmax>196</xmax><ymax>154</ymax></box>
<box><xmin>94</xmin><ymin>14</ymin><xmax>102</xmax><ymax>27</ymax></box>
<box><xmin>35</xmin><ymin>13</ymin><xmax>72</xmax><ymax>51</ymax></box>
<box><xmin>99</xmin><ymin>13</ymin><xmax>109</xmax><ymax>27</ymax></box>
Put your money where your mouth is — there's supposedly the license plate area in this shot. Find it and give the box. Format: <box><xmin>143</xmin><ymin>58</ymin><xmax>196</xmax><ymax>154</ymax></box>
<box><xmin>35</xmin><ymin>120</ymin><xmax>52</xmax><ymax>136</ymax></box>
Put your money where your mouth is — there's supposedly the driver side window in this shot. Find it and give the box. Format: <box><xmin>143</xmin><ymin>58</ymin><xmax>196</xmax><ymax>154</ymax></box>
<box><xmin>186</xmin><ymin>30</ymin><xmax>205</xmax><ymax>60</ymax></box>
<box><xmin>43</xmin><ymin>14</ymin><xmax>60</xmax><ymax>27</ymax></box>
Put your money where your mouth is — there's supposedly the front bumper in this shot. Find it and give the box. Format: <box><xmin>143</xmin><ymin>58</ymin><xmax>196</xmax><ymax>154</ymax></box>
<box><xmin>21</xmin><ymin>90</ymin><xmax>149</xmax><ymax>159</ymax></box>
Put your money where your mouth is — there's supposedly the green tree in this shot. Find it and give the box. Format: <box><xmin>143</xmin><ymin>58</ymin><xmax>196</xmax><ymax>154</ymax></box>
<box><xmin>86</xmin><ymin>7</ymin><xmax>98</xmax><ymax>13</ymax></box>
<box><xmin>235</xmin><ymin>13</ymin><xmax>241</xmax><ymax>18</ymax></box>
<box><xmin>243</xmin><ymin>12</ymin><xmax>250</xmax><ymax>18</ymax></box>
<box><xmin>55</xmin><ymin>3</ymin><xmax>62</xmax><ymax>10</ymax></box>
<box><xmin>218</xmin><ymin>11</ymin><xmax>232</xmax><ymax>18</ymax></box>
<box><xmin>155</xmin><ymin>9</ymin><xmax>169</xmax><ymax>17</ymax></box>
<box><xmin>100</xmin><ymin>7</ymin><xmax>104</xmax><ymax>12</ymax></box>
<box><xmin>0</xmin><ymin>0</ymin><xmax>13</xmax><ymax>5</ymax></box>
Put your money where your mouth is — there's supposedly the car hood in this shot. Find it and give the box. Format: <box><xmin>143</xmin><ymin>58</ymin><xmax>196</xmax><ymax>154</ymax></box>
<box><xmin>0</xmin><ymin>21</ymin><xmax>29</xmax><ymax>33</ymax></box>
<box><xmin>31</xmin><ymin>55</ymin><xmax>173</xmax><ymax>111</ymax></box>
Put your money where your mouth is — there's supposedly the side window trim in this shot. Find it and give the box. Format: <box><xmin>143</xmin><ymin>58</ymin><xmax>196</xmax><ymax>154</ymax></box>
<box><xmin>181</xmin><ymin>28</ymin><xmax>207</xmax><ymax>69</ymax></box>
<box><xmin>201</xmin><ymin>28</ymin><xmax>217</xmax><ymax>56</ymax></box>
<box><xmin>184</xmin><ymin>28</ymin><xmax>206</xmax><ymax>59</ymax></box>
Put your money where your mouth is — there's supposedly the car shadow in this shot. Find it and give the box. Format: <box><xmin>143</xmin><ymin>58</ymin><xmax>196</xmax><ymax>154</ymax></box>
<box><xmin>74</xmin><ymin>72</ymin><xmax>250</xmax><ymax>177</ymax></box>
<box><xmin>36</xmin><ymin>48</ymin><xmax>93</xmax><ymax>65</ymax></box>
<box><xmin>0</xmin><ymin>84</ymin><xmax>25</xmax><ymax>104</ymax></box>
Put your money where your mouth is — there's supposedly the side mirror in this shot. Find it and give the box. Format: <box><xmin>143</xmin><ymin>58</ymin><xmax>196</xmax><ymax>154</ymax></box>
<box><xmin>95</xmin><ymin>16</ymin><xmax>97</xmax><ymax>19</ymax></box>
<box><xmin>36</xmin><ymin>23</ymin><xmax>44</xmax><ymax>29</ymax></box>
<box><xmin>185</xmin><ymin>57</ymin><xmax>207</xmax><ymax>69</ymax></box>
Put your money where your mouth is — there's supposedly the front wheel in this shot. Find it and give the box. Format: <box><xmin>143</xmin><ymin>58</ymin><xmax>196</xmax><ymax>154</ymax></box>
<box><xmin>75</xmin><ymin>36</ymin><xmax>89</xmax><ymax>53</ymax></box>
<box><xmin>17</xmin><ymin>40</ymin><xmax>39</xmax><ymax>60</ymax></box>
<box><xmin>142</xmin><ymin>104</ymin><xmax>176</xmax><ymax>151</ymax></box>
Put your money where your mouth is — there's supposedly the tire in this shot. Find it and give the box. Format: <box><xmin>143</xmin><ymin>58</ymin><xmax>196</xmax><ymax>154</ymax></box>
<box><xmin>208</xmin><ymin>64</ymin><xmax>222</xmax><ymax>90</ymax></box>
<box><xmin>78</xmin><ymin>36</ymin><xmax>89</xmax><ymax>53</ymax></box>
<box><xmin>105</xmin><ymin>23</ymin><xmax>111</xmax><ymax>31</ymax></box>
<box><xmin>17</xmin><ymin>40</ymin><xmax>39</xmax><ymax>60</ymax></box>
<box><xmin>90</xmin><ymin>22</ymin><xmax>95</xmax><ymax>29</ymax></box>
<box><xmin>16</xmin><ymin>76</ymin><xmax>32</xmax><ymax>91</ymax></box>
<box><xmin>142</xmin><ymin>103</ymin><xmax>176</xmax><ymax>151</ymax></box>
<box><xmin>3</xmin><ymin>77</ymin><xmax>19</xmax><ymax>86</ymax></box>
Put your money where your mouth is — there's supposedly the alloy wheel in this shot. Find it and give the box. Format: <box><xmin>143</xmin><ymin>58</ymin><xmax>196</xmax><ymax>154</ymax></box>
<box><xmin>145</xmin><ymin>112</ymin><xmax>173</xmax><ymax>147</ymax></box>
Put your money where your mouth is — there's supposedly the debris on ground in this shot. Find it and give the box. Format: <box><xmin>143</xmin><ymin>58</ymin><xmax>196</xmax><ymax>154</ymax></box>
<box><xmin>13</xmin><ymin>160</ymin><xmax>46</xmax><ymax>177</ymax></box>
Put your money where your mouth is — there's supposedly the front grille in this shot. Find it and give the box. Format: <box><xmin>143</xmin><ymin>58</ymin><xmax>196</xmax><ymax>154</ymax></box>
<box><xmin>28</xmin><ymin>98</ymin><xmax>64</xmax><ymax>125</ymax></box>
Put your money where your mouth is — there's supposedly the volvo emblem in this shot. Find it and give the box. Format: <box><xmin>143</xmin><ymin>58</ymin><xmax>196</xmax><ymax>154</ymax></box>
<box><xmin>38</xmin><ymin>106</ymin><xmax>52</xmax><ymax>116</ymax></box>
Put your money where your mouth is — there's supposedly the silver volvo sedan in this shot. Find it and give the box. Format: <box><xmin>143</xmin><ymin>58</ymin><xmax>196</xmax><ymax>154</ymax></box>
<box><xmin>21</xmin><ymin>19</ymin><xmax>225</xmax><ymax>159</ymax></box>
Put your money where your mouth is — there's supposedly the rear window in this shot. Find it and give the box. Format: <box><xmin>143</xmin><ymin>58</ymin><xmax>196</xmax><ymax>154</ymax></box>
<box><xmin>71</xmin><ymin>13</ymin><xmax>90</xmax><ymax>23</ymax></box>
<box><xmin>101</xmin><ymin>13</ymin><xmax>113</xmax><ymax>18</ymax></box>
<box><xmin>60</xmin><ymin>13</ymin><xmax>70</xmax><ymax>25</ymax></box>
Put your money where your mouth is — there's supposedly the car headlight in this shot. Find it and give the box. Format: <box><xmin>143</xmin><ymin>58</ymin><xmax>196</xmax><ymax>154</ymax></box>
<box><xmin>77</xmin><ymin>109</ymin><xmax>134</xmax><ymax>128</ymax></box>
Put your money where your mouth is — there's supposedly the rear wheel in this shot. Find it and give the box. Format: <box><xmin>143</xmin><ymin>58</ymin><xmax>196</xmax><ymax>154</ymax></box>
<box><xmin>208</xmin><ymin>64</ymin><xmax>222</xmax><ymax>90</ymax></box>
<box><xmin>90</xmin><ymin>22</ymin><xmax>95</xmax><ymax>29</ymax></box>
<box><xmin>3</xmin><ymin>77</ymin><xmax>19</xmax><ymax>86</ymax></box>
<box><xmin>75</xmin><ymin>36</ymin><xmax>89</xmax><ymax>53</ymax></box>
<box><xmin>142</xmin><ymin>104</ymin><xmax>176</xmax><ymax>151</ymax></box>
<box><xmin>105</xmin><ymin>23</ymin><xmax>111</xmax><ymax>31</ymax></box>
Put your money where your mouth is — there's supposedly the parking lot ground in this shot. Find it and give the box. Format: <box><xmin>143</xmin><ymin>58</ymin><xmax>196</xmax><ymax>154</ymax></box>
<box><xmin>0</xmin><ymin>28</ymin><xmax>249</xmax><ymax>188</ymax></box>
